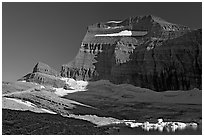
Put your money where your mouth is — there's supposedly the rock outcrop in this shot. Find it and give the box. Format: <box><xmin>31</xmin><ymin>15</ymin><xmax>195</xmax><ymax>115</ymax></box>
<box><xmin>61</xmin><ymin>15</ymin><xmax>201</xmax><ymax>91</ymax></box>
<box><xmin>19</xmin><ymin>62</ymin><xmax>65</xmax><ymax>88</ymax></box>
<box><xmin>33</xmin><ymin>62</ymin><xmax>59</xmax><ymax>77</ymax></box>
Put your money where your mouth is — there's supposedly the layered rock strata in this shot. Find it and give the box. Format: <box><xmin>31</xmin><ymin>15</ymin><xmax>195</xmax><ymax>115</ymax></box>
<box><xmin>19</xmin><ymin>62</ymin><xmax>65</xmax><ymax>88</ymax></box>
<box><xmin>33</xmin><ymin>62</ymin><xmax>59</xmax><ymax>77</ymax></box>
<box><xmin>61</xmin><ymin>15</ymin><xmax>201</xmax><ymax>91</ymax></box>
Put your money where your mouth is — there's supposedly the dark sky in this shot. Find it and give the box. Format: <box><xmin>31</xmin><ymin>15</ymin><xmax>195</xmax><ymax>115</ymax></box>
<box><xmin>2</xmin><ymin>2</ymin><xmax>202</xmax><ymax>82</ymax></box>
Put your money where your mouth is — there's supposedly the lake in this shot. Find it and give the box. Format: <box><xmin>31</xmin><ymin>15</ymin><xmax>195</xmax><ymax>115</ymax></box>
<box><xmin>107</xmin><ymin>124</ymin><xmax>202</xmax><ymax>135</ymax></box>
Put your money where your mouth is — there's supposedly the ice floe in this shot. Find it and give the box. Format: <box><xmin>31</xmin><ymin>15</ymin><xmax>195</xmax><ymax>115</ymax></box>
<box><xmin>59</xmin><ymin>113</ymin><xmax>199</xmax><ymax>132</ymax></box>
<box><xmin>122</xmin><ymin>118</ymin><xmax>198</xmax><ymax>132</ymax></box>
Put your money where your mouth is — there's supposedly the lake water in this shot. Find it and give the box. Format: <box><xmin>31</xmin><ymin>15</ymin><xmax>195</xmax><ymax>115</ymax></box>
<box><xmin>107</xmin><ymin>125</ymin><xmax>202</xmax><ymax>135</ymax></box>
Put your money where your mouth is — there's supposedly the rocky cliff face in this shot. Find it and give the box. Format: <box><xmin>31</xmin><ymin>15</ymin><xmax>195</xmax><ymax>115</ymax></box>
<box><xmin>61</xmin><ymin>15</ymin><xmax>201</xmax><ymax>91</ymax></box>
<box><xmin>33</xmin><ymin>62</ymin><xmax>59</xmax><ymax>77</ymax></box>
<box><xmin>19</xmin><ymin>62</ymin><xmax>65</xmax><ymax>88</ymax></box>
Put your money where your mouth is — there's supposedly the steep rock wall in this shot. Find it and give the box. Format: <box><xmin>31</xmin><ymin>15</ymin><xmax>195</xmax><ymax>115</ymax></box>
<box><xmin>61</xmin><ymin>16</ymin><xmax>201</xmax><ymax>91</ymax></box>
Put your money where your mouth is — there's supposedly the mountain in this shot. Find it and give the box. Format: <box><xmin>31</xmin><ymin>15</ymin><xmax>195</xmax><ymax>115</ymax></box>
<box><xmin>60</xmin><ymin>15</ymin><xmax>201</xmax><ymax>91</ymax></box>
<box><xmin>4</xmin><ymin>15</ymin><xmax>202</xmax><ymax>135</ymax></box>
<box><xmin>18</xmin><ymin>62</ymin><xmax>65</xmax><ymax>88</ymax></box>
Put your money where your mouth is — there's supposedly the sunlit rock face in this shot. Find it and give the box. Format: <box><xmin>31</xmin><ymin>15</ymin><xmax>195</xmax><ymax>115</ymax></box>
<box><xmin>19</xmin><ymin>62</ymin><xmax>65</xmax><ymax>88</ymax></box>
<box><xmin>61</xmin><ymin>15</ymin><xmax>201</xmax><ymax>91</ymax></box>
<box><xmin>33</xmin><ymin>62</ymin><xmax>59</xmax><ymax>77</ymax></box>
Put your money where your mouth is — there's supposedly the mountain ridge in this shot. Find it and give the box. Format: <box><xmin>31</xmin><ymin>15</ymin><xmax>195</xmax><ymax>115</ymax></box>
<box><xmin>19</xmin><ymin>15</ymin><xmax>202</xmax><ymax>91</ymax></box>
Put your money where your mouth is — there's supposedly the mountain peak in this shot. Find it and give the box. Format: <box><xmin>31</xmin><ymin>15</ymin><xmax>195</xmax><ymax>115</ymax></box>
<box><xmin>85</xmin><ymin>15</ymin><xmax>190</xmax><ymax>44</ymax></box>
<box><xmin>33</xmin><ymin>62</ymin><xmax>58</xmax><ymax>77</ymax></box>
<box><xmin>148</xmin><ymin>15</ymin><xmax>172</xmax><ymax>24</ymax></box>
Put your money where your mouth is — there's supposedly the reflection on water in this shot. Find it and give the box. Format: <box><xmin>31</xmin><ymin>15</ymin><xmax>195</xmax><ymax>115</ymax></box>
<box><xmin>108</xmin><ymin>118</ymin><xmax>201</xmax><ymax>135</ymax></box>
<box><xmin>108</xmin><ymin>125</ymin><xmax>202</xmax><ymax>135</ymax></box>
<box><xmin>123</xmin><ymin>119</ymin><xmax>198</xmax><ymax>133</ymax></box>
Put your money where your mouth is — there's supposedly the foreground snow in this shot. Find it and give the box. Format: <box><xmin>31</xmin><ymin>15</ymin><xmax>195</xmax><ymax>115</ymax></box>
<box><xmin>3</xmin><ymin>79</ymin><xmax>201</xmax><ymax>133</ymax></box>
<box><xmin>5</xmin><ymin>98</ymin><xmax>36</xmax><ymax>108</ymax></box>
<box><xmin>3</xmin><ymin>95</ymin><xmax>199</xmax><ymax>133</ymax></box>
<box><xmin>40</xmin><ymin>108</ymin><xmax>57</xmax><ymax>114</ymax></box>
<box><xmin>68</xmin><ymin>114</ymin><xmax>122</xmax><ymax>126</ymax></box>
<box><xmin>3</xmin><ymin>97</ymin><xmax>57</xmax><ymax>114</ymax></box>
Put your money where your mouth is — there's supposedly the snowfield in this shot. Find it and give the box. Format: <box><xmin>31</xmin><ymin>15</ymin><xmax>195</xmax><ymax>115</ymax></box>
<box><xmin>3</xmin><ymin>97</ymin><xmax>57</xmax><ymax>114</ymax></box>
<box><xmin>53</xmin><ymin>88</ymin><xmax>79</xmax><ymax>96</ymax></box>
<box><xmin>60</xmin><ymin>77</ymin><xmax>88</xmax><ymax>90</ymax></box>
<box><xmin>95</xmin><ymin>30</ymin><xmax>148</xmax><ymax>37</ymax></box>
<box><xmin>106</xmin><ymin>20</ymin><xmax>122</xmax><ymax>23</ymax></box>
<box><xmin>68</xmin><ymin>114</ymin><xmax>123</xmax><ymax>126</ymax></box>
<box><xmin>95</xmin><ymin>30</ymin><xmax>132</xmax><ymax>37</ymax></box>
<box><xmin>5</xmin><ymin>98</ymin><xmax>36</xmax><ymax>108</ymax></box>
<box><xmin>54</xmin><ymin>78</ymin><xmax>88</xmax><ymax>96</ymax></box>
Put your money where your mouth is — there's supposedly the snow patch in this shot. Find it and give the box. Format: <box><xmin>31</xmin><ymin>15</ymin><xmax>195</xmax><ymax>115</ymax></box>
<box><xmin>146</xmin><ymin>46</ymin><xmax>154</xmax><ymax>51</ymax></box>
<box><xmin>40</xmin><ymin>108</ymin><xmax>57</xmax><ymax>114</ymax></box>
<box><xmin>54</xmin><ymin>78</ymin><xmax>89</xmax><ymax>96</ymax></box>
<box><xmin>60</xmin><ymin>78</ymin><xmax>88</xmax><ymax>91</ymax></box>
<box><xmin>95</xmin><ymin>30</ymin><xmax>132</xmax><ymax>37</ymax></box>
<box><xmin>5</xmin><ymin>98</ymin><xmax>36</xmax><ymax>108</ymax></box>
<box><xmin>4</xmin><ymin>97</ymin><xmax>57</xmax><ymax>114</ymax></box>
<box><xmin>53</xmin><ymin>88</ymin><xmax>79</xmax><ymax>96</ymax></box>
<box><xmin>95</xmin><ymin>30</ymin><xmax>148</xmax><ymax>37</ymax></box>
<box><xmin>105</xmin><ymin>26</ymin><xmax>124</xmax><ymax>29</ymax></box>
<box><xmin>40</xmin><ymin>85</ymin><xmax>45</xmax><ymax>89</ymax></box>
<box><xmin>107</xmin><ymin>20</ymin><xmax>122</xmax><ymax>23</ymax></box>
<box><xmin>68</xmin><ymin>114</ymin><xmax>123</xmax><ymax>126</ymax></box>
